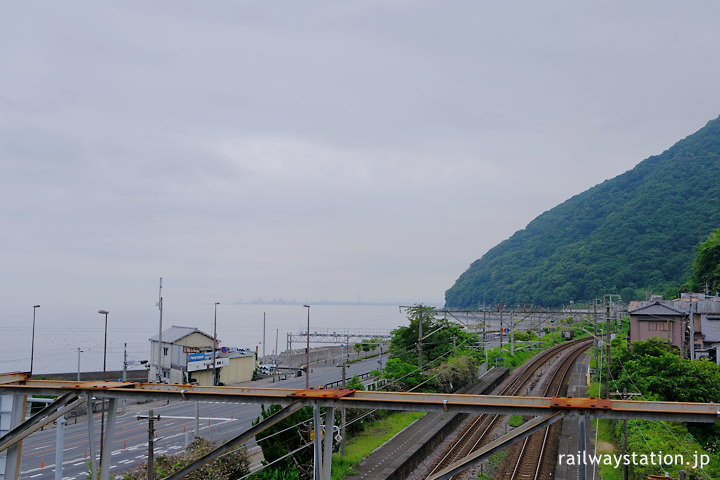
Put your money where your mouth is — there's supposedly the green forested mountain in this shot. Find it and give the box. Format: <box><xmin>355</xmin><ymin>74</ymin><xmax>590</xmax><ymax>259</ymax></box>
<box><xmin>445</xmin><ymin>115</ymin><xmax>720</xmax><ymax>308</ymax></box>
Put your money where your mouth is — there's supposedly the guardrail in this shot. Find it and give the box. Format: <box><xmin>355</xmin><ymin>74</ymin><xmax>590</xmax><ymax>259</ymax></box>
<box><xmin>324</xmin><ymin>371</ymin><xmax>374</xmax><ymax>389</ymax></box>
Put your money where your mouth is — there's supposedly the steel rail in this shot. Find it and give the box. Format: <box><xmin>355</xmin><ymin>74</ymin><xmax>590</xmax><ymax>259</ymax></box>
<box><xmin>426</xmin><ymin>339</ymin><xmax>593</xmax><ymax>478</ymax></box>
<box><xmin>509</xmin><ymin>339</ymin><xmax>590</xmax><ymax>480</ymax></box>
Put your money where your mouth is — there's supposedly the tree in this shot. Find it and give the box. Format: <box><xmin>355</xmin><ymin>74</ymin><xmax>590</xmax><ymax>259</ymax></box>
<box><xmin>121</xmin><ymin>437</ymin><xmax>250</xmax><ymax>480</ymax></box>
<box><xmin>360</xmin><ymin>339</ymin><xmax>373</xmax><ymax>352</ymax></box>
<box><xmin>345</xmin><ymin>374</ymin><xmax>365</xmax><ymax>391</ymax></box>
<box><xmin>689</xmin><ymin>228</ymin><xmax>720</xmax><ymax>294</ymax></box>
<box><xmin>252</xmin><ymin>404</ymin><xmax>314</xmax><ymax>479</ymax></box>
<box><xmin>381</xmin><ymin>358</ymin><xmax>423</xmax><ymax>391</ymax></box>
<box><xmin>610</xmin><ymin>339</ymin><xmax>720</xmax><ymax>403</ymax></box>
<box><xmin>389</xmin><ymin>305</ymin><xmax>480</xmax><ymax>367</ymax></box>
<box><xmin>445</xmin><ymin>115</ymin><xmax>720</xmax><ymax>307</ymax></box>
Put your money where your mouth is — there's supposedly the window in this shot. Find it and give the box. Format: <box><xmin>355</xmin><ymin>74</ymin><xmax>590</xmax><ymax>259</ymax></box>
<box><xmin>163</xmin><ymin>347</ymin><xmax>169</xmax><ymax>356</ymax></box>
<box><xmin>163</xmin><ymin>371</ymin><xmax>170</xmax><ymax>379</ymax></box>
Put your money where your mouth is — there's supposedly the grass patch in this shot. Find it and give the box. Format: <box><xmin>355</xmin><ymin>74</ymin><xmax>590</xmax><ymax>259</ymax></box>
<box><xmin>587</xmin><ymin>381</ymin><xmax>600</xmax><ymax>398</ymax></box>
<box><xmin>593</xmin><ymin>418</ymin><xmax>623</xmax><ymax>480</ymax></box>
<box><xmin>487</xmin><ymin>450</ymin><xmax>508</xmax><ymax>471</ymax></box>
<box><xmin>507</xmin><ymin>415</ymin><xmax>523</xmax><ymax>428</ymax></box>
<box><xmin>346</xmin><ymin>352</ymin><xmax>379</xmax><ymax>365</ymax></box>
<box><xmin>331</xmin><ymin>411</ymin><xmax>424</xmax><ymax>479</ymax></box>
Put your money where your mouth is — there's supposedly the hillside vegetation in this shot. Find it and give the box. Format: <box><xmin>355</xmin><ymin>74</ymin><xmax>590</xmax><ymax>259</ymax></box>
<box><xmin>446</xmin><ymin>115</ymin><xmax>720</xmax><ymax>307</ymax></box>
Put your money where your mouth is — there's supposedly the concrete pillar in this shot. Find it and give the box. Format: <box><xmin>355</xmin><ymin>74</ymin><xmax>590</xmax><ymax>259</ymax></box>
<box><xmin>54</xmin><ymin>415</ymin><xmax>65</xmax><ymax>480</ymax></box>
<box><xmin>86</xmin><ymin>395</ymin><xmax>98</xmax><ymax>480</ymax></box>
<box><xmin>2</xmin><ymin>394</ymin><xmax>27</xmax><ymax>480</ymax></box>
<box><xmin>194</xmin><ymin>401</ymin><xmax>200</xmax><ymax>437</ymax></box>
<box><xmin>99</xmin><ymin>398</ymin><xmax>118</xmax><ymax>480</ymax></box>
<box><xmin>313</xmin><ymin>402</ymin><xmax>322</xmax><ymax>479</ymax></box>
<box><xmin>578</xmin><ymin>414</ymin><xmax>586</xmax><ymax>480</ymax></box>
<box><xmin>322</xmin><ymin>407</ymin><xmax>335</xmax><ymax>480</ymax></box>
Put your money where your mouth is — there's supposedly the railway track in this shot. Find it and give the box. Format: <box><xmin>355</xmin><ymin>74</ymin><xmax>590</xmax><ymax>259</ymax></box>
<box><xmin>420</xmin><ymin>337</ymin><xmax>593</xmax><ymax>479</ymax></box>
<box><xmin>506</xmin><ymin>340</ymin><xmax>590</xmax><ymax>480</ymax></box>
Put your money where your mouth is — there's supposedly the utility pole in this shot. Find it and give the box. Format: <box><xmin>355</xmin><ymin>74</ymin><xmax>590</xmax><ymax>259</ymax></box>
<box><xmin>498</xmin><ymin>303</ymin><xmax>505</xmax><ymax>353</ymax></box>
<box><xmin>339</xmin><ymin>363</ymin><xmax>347</xmax><ymax>457</ymax></box>
<box><xmin>213</xmin><ymin>302</ymin><xmax>220</xmax><ymax>386</ymax></box>
<box><xmin>157</xmin><ymin>278</ymin><xmax>163</xmax><ymax>383</ymax></box>
<box><xmin>262</xmin><ymin>312</ymin><xmax>266</xmax><ymax>364</ymax></box>
<box><xmin>510</xmin><ymin>312</ymin><xmax>515</xmax><ymax>357</ymax></box>
<box><xmin>593</xmin><ymin>300</ymin><xmax>599</xmax><ymax>378</ymax></box>
<box><xmin>274</xmin><ymin>328</ymin><xmax>279</xmax><ymax>382</ymax></box>
<box><xmin>138</xmin><ymin>410</ymin><xmax>161</xmax><ymax>480</ymax></box>
<box><xmin>123</xmin><ymin>343</ymin><xmax>128</xmax><ymax>413</ymax></box>
<box><xmin>605</xmin><ymin>297</ymin><xmax>611</xmax><ymax>396</ymax></box>
<box><xmin>482</xmin><ymin>307</ymin><xmax>487</xmax><ymax>347</ymax></box>
<box><xmin>689</xmin><ymin>299</ymin><xmax>695</xmax><ymax>360</ymax></box>
<box><xmin>499</xmin><ymin>308</ymin><xmax>503</xmax><ymax>352</ymax></box>
<box><xmin>287</xmin><ymin>333</ymin><xmax>292</xmax><ymax>371</ymax></box>
<box><xmin>77</xmin><ymin>347</ymin><xmax>83</xmax><ymax>382</ymax></box>
<box><xmin>304</xmin><ymin>305</ymin><xmax>311</xmax><ymax>389</ymax></box>
<box><xmin>417</xmin><ymin>307</ymin><xmax>423</xmax><ymax>369</ymax></box>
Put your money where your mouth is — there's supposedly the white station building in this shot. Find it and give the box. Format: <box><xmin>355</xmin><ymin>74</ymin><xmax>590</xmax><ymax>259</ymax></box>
<box><xmin>149</xmin><ymin>325</ymin><xmax>255</xmax><ymax>385</ymax></box>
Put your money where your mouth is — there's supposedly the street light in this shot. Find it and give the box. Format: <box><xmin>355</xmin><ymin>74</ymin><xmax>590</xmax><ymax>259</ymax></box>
<box><xmin>30</xmin><ymin>305</ymin><xmax>40</xmax><ymax>376</ymax></box>
<box><xmin>98</xmin><ymin>310</ymin><xmax>109</xmax><ymax>380</ymax></box>
<box><xmin>303</xmin><ymin>305</ymin><xmax>310</xmax><ymax>389</ymax></box>
<box><xmin>97</xmin><ymin>309</ymin><xmax>109</xmax><ymax>463</ymax></box>
<box><xmin>213</xmin><ymin>302</ymin><xmax>220</xmax><ymax>386</ymax></box>
<box><xmin>77</xmin><ymin>347</ymin><xmax>84</xmax><ymax>382</ymax></box>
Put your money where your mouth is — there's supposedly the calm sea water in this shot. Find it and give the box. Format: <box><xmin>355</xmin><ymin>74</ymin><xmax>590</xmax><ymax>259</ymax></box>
<box><xmin>1</xmin><ymin>304</ymin><xmax>416</xmax><ymax>375</ymax></box>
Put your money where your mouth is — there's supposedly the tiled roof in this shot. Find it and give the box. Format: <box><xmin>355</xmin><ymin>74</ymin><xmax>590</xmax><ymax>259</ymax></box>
<box><xmin>629</xmin><ymin>301</ymin><xmax>687</xmax><ymax>317</ymax></box>
<box><xmin>149</xmin><ymin>325</ymin><xmax>214</xmax><ymax>343</ymax></box>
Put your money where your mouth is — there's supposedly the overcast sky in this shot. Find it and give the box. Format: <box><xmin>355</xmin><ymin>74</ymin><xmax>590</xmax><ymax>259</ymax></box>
<box><xmin>2</xmin><ymin>1</ymin><xmax>720</xmax><ymax>317</ymax></box>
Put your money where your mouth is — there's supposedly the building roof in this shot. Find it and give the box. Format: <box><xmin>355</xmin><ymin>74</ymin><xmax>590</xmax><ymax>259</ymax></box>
<box><xmin>227</xmin><ymin>348</ymin><xmax>255</xmax><ymax>359</ymax></box>
<box><xmin>149</xmin><ymin>325</ymin><xmax>215</xmax><ymax>343</ymax></box>
<box><xmin>629</xmin><ymin>301</ymin><xmax>687</xmax><ymax>317</ymax></box>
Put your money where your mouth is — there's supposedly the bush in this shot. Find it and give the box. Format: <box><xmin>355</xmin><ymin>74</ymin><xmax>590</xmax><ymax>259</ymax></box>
<box><xmin>427</xmin><ymin>356</ymin><xmax>477</xmax><ymax>393</ymax></box>
<box><xmin>119</xmin><ymin>437</ymin><xmax>249</xmax><ymax>480</ymax></box>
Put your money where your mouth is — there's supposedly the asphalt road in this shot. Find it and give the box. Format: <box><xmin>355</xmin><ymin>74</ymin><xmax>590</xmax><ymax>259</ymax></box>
<box><xmin>18</xmin><ymin>355</ymin><xmax>385</xmax><ymax>480</ymax></box>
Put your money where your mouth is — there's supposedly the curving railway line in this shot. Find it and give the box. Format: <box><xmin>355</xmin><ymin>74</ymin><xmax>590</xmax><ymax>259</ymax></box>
<box><xmin>417</xmin><ymin>337</ymin><xmax>593</xmax><ymax>479</ymax></box>
<box><xmin>504</xmin><ymin>338</ymin><xmax>591</xmax><ymax>479</ymax></box>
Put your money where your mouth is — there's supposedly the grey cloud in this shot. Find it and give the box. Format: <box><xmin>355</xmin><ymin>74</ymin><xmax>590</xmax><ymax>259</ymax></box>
<box><xmin>1</xmin><ymin>0</ymin><xmax>720</xmax><ymax>311</ymax></box>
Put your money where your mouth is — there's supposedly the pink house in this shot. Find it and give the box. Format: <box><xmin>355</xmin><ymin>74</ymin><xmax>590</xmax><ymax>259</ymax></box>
<box><xmin>629</xmin><ymin>301</ymin><xmax>687</xmax><ymax>353</ymax></box>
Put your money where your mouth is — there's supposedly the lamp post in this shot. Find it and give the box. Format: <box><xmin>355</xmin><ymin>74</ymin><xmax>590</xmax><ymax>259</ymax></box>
<box><xmin>303</xmin><ymin>305</ymin><xmax>310</xmax><ymax>389</ymax></box>
<box><xmin>30</xmin><ymin>305</ymin><xmax>40</xmax><ymax>376</ymax></box>
<box><xmin>98</xmin><ymin>309</ymin><xmax>109</xmax><ymax>464</ymax></box>
<box><xmin>98</xmin><ymin>310</ymin><xmax>109</xmax><ymax>380</ymax></box>
<box><xmin>77</xmin><ymin>348</ymin><xmax>83</xmax><ymax>382</ymax></box>
<box><xmin>213</xmin><ymin>302</ymin><xmax>220</xmax><ymax>386</ymax></box>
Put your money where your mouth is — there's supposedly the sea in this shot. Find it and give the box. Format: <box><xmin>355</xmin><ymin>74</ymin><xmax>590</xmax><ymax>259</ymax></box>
<box><xmin>0</xmin><ymin>303</ymin><xmax>422</xmax><ymax>376</ymax></box>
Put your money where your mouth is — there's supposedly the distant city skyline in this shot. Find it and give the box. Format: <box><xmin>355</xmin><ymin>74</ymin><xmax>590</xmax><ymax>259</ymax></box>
<box><xmin>236</xmin><ymin>296</ymin><xmax>443</xmax><ymax>306</ymax></box>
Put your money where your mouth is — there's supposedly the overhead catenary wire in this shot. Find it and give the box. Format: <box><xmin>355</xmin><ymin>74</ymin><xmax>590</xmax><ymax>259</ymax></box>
<box><xmin>233</xmin><ymin>333</ymin><xmax>480</xmax><ymax>478</ymax></box>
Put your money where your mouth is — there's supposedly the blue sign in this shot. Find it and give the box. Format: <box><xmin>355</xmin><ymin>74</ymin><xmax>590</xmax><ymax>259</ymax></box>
<box><xmin>189</xmin><ymin>353</ymin><xmax>205</xmax><ymax>362</ymax></box>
